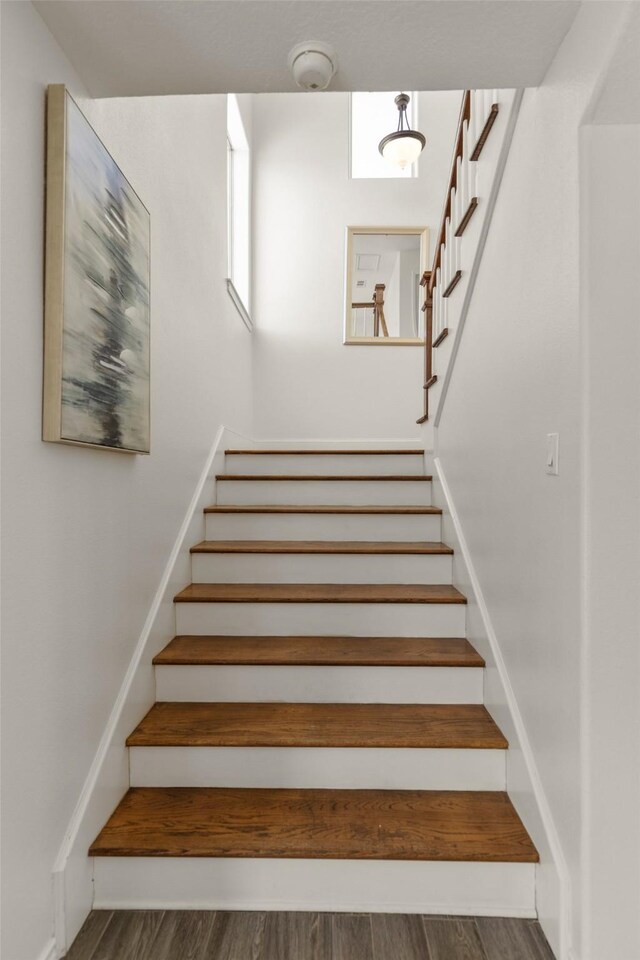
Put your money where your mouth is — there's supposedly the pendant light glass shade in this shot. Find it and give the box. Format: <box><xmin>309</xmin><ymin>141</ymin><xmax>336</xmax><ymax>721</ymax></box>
<box><xmin>378</xmin><ymin>93</ymin><xmax>426</xmax><ymax>169</ymax></box>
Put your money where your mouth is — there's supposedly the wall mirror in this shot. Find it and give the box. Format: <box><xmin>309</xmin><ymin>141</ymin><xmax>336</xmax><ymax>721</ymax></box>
<box><xmin>344</xmin><ymin>226</ymin><xmax>429</xmax><ymax>345</ymax></box>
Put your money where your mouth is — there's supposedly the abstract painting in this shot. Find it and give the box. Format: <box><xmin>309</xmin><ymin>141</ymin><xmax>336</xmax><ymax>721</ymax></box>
<box><xmin>43</xmin><ymin>85</ymin><xmax>150</xmax><ymax>453</ymax></box>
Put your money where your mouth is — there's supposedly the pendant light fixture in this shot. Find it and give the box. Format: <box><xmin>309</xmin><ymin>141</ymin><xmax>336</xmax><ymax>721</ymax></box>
<box><xmin>378</xmin><ymin>93</ymin><xmax>426</xmax><ymax>169</ymax></box>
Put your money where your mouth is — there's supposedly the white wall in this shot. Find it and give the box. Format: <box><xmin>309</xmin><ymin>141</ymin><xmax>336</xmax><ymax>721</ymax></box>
<box><xmin>424</xmin><ymin>5</ymin><xmax>636</xmax><ymax>959</ymax></box>
<box><xmin>579</xmin><ymin>15</ymin><xmax>640</xmax><ymax>954</ymax></box>
<box><xmin>399</xmin><ymin>247</ymin><xmax>421</xmax><ymax>338</ymax></box>
<box><xmin>0</xmin><ymin>5</ymin><xmax>253</xmax><ymax>959</ymax></box>
<box><xmin>251</xmin><ymin>91</ymin><xmax>461</xmax><ymax>440</ymax></box>
<box><xmin>580</xmin><ymin>121</ymin><xmax>640</xmax><ymax>960</ymax></box>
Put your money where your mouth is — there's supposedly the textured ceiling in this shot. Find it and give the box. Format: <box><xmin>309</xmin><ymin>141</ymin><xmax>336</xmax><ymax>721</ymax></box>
<box><xmin>34</xmin><ymin>0</ymin><xmax>580</xmax><ymax>98</ymax></box>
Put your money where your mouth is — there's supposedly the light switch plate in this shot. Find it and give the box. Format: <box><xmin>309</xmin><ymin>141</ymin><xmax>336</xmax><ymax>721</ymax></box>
<box><xmin>546</xmin><ymin>433</ymin><xmax>559</xmax><ymax>475</ymax></box>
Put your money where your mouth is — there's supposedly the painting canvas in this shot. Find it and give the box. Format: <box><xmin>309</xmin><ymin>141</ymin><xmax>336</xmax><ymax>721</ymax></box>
<box><xmin>44</xmin><ymin>85</ymin><xmax>150</xmax><ymax>453</ymax></box>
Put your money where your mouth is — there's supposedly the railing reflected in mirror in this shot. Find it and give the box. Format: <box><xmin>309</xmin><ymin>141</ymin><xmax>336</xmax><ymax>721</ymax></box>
<box><xmin>344</xmin><ymin>227</ymin><xmax>429</xmax><ymax>345</ymax></box>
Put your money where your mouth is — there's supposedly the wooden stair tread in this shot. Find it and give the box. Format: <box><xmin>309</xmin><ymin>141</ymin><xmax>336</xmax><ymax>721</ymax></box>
<box><xmin>89</xmin><ymin>787</ymin><xmax>538</xmax><ymax>862</ymax></box>
<box><xmin>126</xmin><ymin>702</ymin><xmax>506</xmax><ymax>749</ymax></box>
<box><xmin>204</xmin><ymin>504</ymin><xmax>442</xmax><ymax>515</ymax></box>
<box><xmin>217</xmin><ymin>474</ymin><xmax>432</xmax><ymax>481</ymax></box>
<box><xmin>153</xmin><ymin>635</ymin><xmax>484</xmax><ymax>667</ymax></box>
<box><xmin>225</xmin><ymin>449</ymin><xmax>425</xmax><ymax>456</ymax></box>
<box><xmin>173</xmin><ymin>583</ymin><xmax>467</xmax><ymax>604</ymax></box>
<box><xmin>190</xmin><ymin>540</ymin><xmax>453</xmax><ymax>555</ymax></box>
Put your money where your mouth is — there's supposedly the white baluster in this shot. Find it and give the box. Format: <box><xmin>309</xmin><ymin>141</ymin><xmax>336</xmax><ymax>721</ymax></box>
<box><xmin>452</xmin><ymin>229</ymin><xmax>457</xmax><ymax>278</ymax></box>
<box><xmin>461</xmin><ymin>151</ymin><xmax>469</xmax><ymax>214</ymax></box>
<box><xmin>471</xmin><ymin>90</ymin><xmax>481</xmax><ymax>149</ymax></box>
<box><xmin>432</xmin><ymin>288</ymin><xmax>437</xmax><ymax>340</ymax></box>
<box><xmin>444</xmin><ymin>222</ymin><xmax>451</xmax><ymax>290</ymax></box>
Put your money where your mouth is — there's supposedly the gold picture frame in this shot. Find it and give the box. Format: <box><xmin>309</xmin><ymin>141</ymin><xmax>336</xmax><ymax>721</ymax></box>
<box><xmin>344</xmin><ymin>225</ymin><xmax>429</xmax><ymax>345</ymax></box>
<box><xmin>43</xmin><ymin>85</ymin><xmax>151</xmax><ymax>453</ymax></box>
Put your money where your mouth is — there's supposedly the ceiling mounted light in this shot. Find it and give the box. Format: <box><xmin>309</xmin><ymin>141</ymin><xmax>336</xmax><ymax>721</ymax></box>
<box><xmin>288</xmin><ymin>41</ymin><xmax>337</xmax><ymax>91</ymax></box>
<box><xmin>378</xmin><ymin>93</ymin><xmax>426</xmax><ymax>169</ymax></box>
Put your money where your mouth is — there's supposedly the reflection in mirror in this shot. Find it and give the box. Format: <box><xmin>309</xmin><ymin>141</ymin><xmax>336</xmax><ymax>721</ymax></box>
<box><xmin>344</xmin><ymin>227</ymin><xmax>428</xmax><ymax>345</ymax></box>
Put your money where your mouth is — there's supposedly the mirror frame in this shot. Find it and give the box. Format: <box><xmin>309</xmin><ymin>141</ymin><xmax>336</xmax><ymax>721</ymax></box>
<box><xmin>343</xmin><ymin>225</ymin><xmax>429</xmax><ymax>346</ymax></box>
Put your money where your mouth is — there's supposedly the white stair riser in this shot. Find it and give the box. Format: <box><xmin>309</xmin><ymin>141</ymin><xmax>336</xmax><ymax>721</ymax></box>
<box><xmin>155</xmin><ymin>664</ymin><xmax>483</xmax><ymax>704</ymax></box>
<box><xmin>205</xmin><ymin>513</ymin><xmax>442</xmax><ymax>541</ymax></box>
<box><xmin>216</xmin><ymin>479</ymin><xmax>432</xmax><ymax>506</ymax></box>
<box><xmin>224</xmin><ymin>454</ymin><xmax>425</xmax><ymax>476</ymax></box>
<box><xmin>175</xmin><ymin>602</ymin><xmax>466</xmax><ymax>638</ymax></box>
<box><xmin>93</xmin><ymin>858</ymin><xmax>536</xmax><ymax>917</ymax></box>
<box><xmin>130</xmin><ymin>747</ymin><xmax>505</xmax><ymax>791</ymax></box>
<box><xmin>191</xmin><ymin>552</ymin><xmax>452</xmax><ymax>585</ymax></box>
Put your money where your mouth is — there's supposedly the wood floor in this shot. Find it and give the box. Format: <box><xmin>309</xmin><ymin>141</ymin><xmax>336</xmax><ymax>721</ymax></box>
<box><xmin>67</xmin><ymin>910</ymin><xmax>557</xmax><ymax>960</ymax></box>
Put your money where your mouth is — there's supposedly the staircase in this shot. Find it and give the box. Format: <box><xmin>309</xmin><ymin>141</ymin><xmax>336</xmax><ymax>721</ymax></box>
<box><xmin>90</xmin><ymin>448</ymin><xmax>538</xmax><ymax>916</ymax></box>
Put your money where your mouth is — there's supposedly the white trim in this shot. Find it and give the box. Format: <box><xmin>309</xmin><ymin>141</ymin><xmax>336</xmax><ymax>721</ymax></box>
<box><xmin>433</xmin><ymin>89</ymin><xmax>524</xmax><ymax>428</ymax></box>
<box><xmin>433</xmin><ymin>455</ymin><xmax>572</xmax><ymax>958</ymax></box>
<box><xmin>224</xmin><ymin>436</ymin><xmax>426</xmax><ymax>450</ymax></box>
<box><xmin>94</xmin><ymin>898</ymin><xmax>537</xmax><ymax>918</ymax></box>
<box><xmin>53</xmin><ymin>871</ymin><xmax>66</xmax><ymax>960</ymax></box>
<box><xmin>51</xmin><ymin>425</ymin><xmax>229</xmax><ymax>954</ymax></box>
<box><xmin>225</xmin><ymin>278</ymin><xmax>253</xmax><ymax>331</ymax></box>
<box><xmin>36</xmin><ymin>938</ymin><xmax>58</xmax><ymax>960</ymax></box>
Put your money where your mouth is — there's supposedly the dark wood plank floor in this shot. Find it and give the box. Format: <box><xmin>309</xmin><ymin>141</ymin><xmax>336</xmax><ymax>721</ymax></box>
<box><xmin>67</xmin><ymin>911</ymin><xmax>556</xmax><ymax>960</ymax></box>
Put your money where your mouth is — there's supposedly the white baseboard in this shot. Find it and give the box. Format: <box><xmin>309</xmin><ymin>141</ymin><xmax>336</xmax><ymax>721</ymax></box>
<box><xmin>432</xmin><ymin>455</ymin><xmax>571</xmax><ymax>960</ymax></box>
<box><xmin>94</xmin><ymin>899</ymin><xmax>537</xmax><ymax>918</ymax></box>
<box><xmin>36</xmin><ymin>937</ymin><xmax>58</xmax><ymax>960</ymax></box>
<box><xmin>50</xmin><ymin>424</ymin><xmax>230</xmax><ymax>956</ymax></box>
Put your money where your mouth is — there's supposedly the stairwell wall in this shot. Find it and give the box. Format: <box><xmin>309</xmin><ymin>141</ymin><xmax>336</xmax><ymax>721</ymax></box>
<box><xmin>250</xmin><ymin>90</ymin><xmax>461</xmax><ymax>441</ymax></box>
<box><xmin>424</xmin><ymin>5</ymin><xmax>636</xmax><ymax>959</ymax></box>
<box><xmin>579</xmin><ymin>8</ymin><xmax>640</xmax><ymax>954</ymax></box>
<box><xmin>0</xmin><ymin>5</ymin><xmax>253</xmax><ymax>959</ymax></box>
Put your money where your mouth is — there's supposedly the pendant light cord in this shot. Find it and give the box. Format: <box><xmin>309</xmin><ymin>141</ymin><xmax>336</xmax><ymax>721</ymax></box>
<box><xmin>396</xmin><ymin>93</ymin><xmax>412</xmax><ymax>132</ymax></box>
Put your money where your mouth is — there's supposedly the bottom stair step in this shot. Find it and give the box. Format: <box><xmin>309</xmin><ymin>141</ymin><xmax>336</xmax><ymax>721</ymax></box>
<box><xmin>90</xmin><ymin>787</ymin><xmax>538</xmax><ymax>862</ymax></box>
